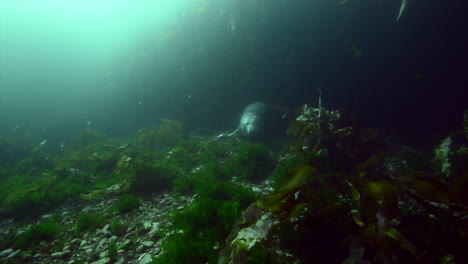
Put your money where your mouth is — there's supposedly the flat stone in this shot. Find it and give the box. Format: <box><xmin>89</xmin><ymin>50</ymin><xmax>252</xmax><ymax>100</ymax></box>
<box><xmin>141</xmin><ymin>241</ymin><xmax>154</xmax><ymax>247</ymax></box>
<box><xmin>51</xmin><ymin>252</ymin><xmax>64</xmax><ymax>258</ymax></box>
<box><xmin>22</xmin><ymin>254</ymin><xmax>33</xmax><ymax>261</ymax></box>
<box><xmin>153</xmin><ymin>247</ymin><xmax>161</xmax><ymax>255</ymax></box>
<box><xmin>136</xmin><ymin>245</ymin><xmax>145</xmax><ymax>253</ymax></box>
<box><xmin>80</xmin><ymin>240</ymin><xmax>87</xmax><ymax>247</ymax></box>
<box><xmin>143</xmin><ymin>222</ymin><xmax>152</xmax><ymax>229</ymax></box>
<box><xmin>15</xmin><ymin>230</ymin><xmax>26</xmax><ymax>236</ymax></box>
<box><xmin>101</xmin><ymin>224</ymin><xmax>111</xmax><ymax>235</ymax></box>
<box><xmin>138</xmin><ymin>253</ymin><xmax>153</xmax><ymax>264</ymax></box>
<box><xmin>98</xmin><ymin>238</ymin><xmax>108</xmax><ymax>248</ymax></box>
<box><xmin>99</xmin><ymin>250</ymin><xmax>108</xmax><ymax>258</ymax></box>
<box><xmin>0</xmin><ymin>249</ymin><xmax>13</xmax><ymax>258</ymax></box>
<box><xmin>6</xmin><ymin>249</ymin><xmax>20</xmax><ymax>259</ymax></box>
<box><xmin>148</xmin><ymin>223</ymin><xmax>160</xmax><ymax>235</ymax></box>
<box><xmin>91</xmin><ymin>257</ymin><xmax>110</xmax><ymax>264</ymax></box>
<box><xmin>114</xmin><ymin>256</ymin><xmax>126</xmax><ymax>264</ymax></box>
<box><xmin>83</xmin><ymin>245</ymin><xmax>94</xmax><ymax>250</ymax></box>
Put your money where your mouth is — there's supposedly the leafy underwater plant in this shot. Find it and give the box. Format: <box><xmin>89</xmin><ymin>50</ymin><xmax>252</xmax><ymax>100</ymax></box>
<box><xmin>113</xmin><ymin>194</ymin><xmax>141</xmax><ymax>214</ymax></box>
<box><xmin>231</xmin><ymin>142</ymin><xmax>275</xmax><ymax>183</ymax></box>
<box><xmin>0</xmin><ymin>169</ymin><xmax>90</xmax><ymax>220</ymax></box>
<box><xmin>76</xmin><ymin>213</ymin><xmax>105</xmax><ymax>232</ymax></box>
<box><xmin>137</xmin><ymin>119</ymin><xmax>185</xmax><ymax>150</ymax></box>
<box><xmin>220</xmin><ymin>105</ymin><xmax>468</xmax><ymax>264</ymax></box>
<box><xmin>226</xmin><ymin>161</ymin><xmax>467</xmax><ymax>263</ymax></box>
<box><xmin>107</xmin><ymin>240</ymin><xmax>118</xmax><ymax>261</ymax></box>
<box><xmin>110</xmin><ymin>218</ymin><xmax>127</xmax><ymax>236</ymax></box>
<box><xmin>154</xmin><ymin>161</ymin><xmax>258</xmax><ymax>264</ymax></box>
<box><xmin>14</xmin><ymin>219</ymin><xmax>62</xmax><ymax>249</ymax></box>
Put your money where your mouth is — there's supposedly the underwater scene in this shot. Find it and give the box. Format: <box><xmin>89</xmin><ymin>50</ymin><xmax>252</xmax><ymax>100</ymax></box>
<box><xmin>0</xmin><ymin>0</ymin><xmax>466</xmax><ymax>263</ymax></box>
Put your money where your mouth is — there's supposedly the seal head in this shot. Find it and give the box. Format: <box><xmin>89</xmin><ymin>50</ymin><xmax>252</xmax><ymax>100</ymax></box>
<box><xmin>239</xmin><ymin>102</ymin><xmax>267</xmax><ymax>139</ymax></box>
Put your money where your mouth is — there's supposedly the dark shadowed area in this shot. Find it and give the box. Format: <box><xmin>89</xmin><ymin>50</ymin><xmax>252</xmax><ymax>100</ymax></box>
<box><xmin>1</xmin><ymin>0</ymin><xmax>466</xmax><ymax>147</ymax></box>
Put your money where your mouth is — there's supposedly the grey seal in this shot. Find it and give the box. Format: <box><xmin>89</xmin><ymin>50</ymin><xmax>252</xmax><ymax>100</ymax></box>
<box><xmin>216</xmin><ymin>102</ymin><xmax>267</xmax><ymax>140</ymax></box>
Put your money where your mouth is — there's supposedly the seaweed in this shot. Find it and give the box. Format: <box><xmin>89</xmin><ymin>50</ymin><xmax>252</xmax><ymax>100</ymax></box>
<box><xmin>14</xmin><ymin>219</ymin><xmax>62</xmax><ymax>249</ymax></box>
<box><xmin>232</xmin><ymin>142</ymin><xmax>276</xmax><ymax>183</ymax></box>
<box><xmin>107</xmin><ymin>240</ymin><xmax>118</xmax><ymax>261</ymax></box>
<box><xmin>221</xmin><ymin>105</ymin><xmax>468</xmax><ymax>264</ymax></box>
<box><xmin>76</xmin><ymin>213</ymin><xmax>105</xmax><ymax>232</ymax></box>
<box><xmin>110</xmin><ymin>218</ymin><xmax>127</xmax><ymax>236</ymax></box>
<box><xmin>113</xmin><ymin>194</ymin><xmax>141</xmax><ymax>214</ymax></box>
<box><xmin>137</xmin><ymin>119</ymin><xmax>185</xmax><ymax>150</ymax></box>
<box><xmin>154</xmin><ymin>161</ymin><xmax>258</xmax><ymax>264</ymax></box>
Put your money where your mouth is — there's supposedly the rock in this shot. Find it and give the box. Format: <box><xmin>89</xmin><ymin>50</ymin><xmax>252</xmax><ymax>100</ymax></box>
<box><xmin>98</xmin><ymin>238</ymin><xmax>108</xmax><ymax>248</ymax></box>
<box><xmin>15</xmin><ymin>230</ymin><xmax>26</xmax><ymax>236</ymax></box>
<box><xmin>153</xmin><ymin>247</ymin><xmax>161</xmax><ymax>255</ymax></box>
<box><xmin>155</xmin><ymin>240</ymin><xmax>163</xmax><ymax>247</ymax></box>
<box><xmin>91</xmin><ymin>257</ymin><xmax>110</xmax><ymax>264</ymax></box>
<box><xmin>62</xmin><ymin>250</ymin><xmax>71</xmax><ymax>258</ymax></box>
<box><xmin>143</xmin><ymin>222</ymin><xmax>152</xmax><ymax>229</ymax></box>
<box><xmin>114</xmin><ymin>256</ymin><xmax>126</xmax><ymax>264</ymax></box>
<box><xmin>41</xmin><ymin>214</ymin><xmax>53</xmax><ymax>219</ymax></box>
<box><xmin>121</xmin><ymin>239</ymin><xmax>132</xmax><ymax>248</ymax></box>
<box><xmin>138</xmin><ymin>253</ymin><xmax>153</xmax><ymax>264</ymax></box>
<box><xmin>5</xmin><ymin>249</ymin><xmax>20</xmax><ymax>259</ymax></box>
<box><xmin>80</xmin><ymin>240</ymin><xmax>87</xmax><ymax>247</ymax></box>
<box><xmin>136</xmin><ymin>245</ymin><xmax>145</xmax><ymax>253</ymax></box>
<box><xmin>83</xmin><ymin>245</ymin><xmax>94</xmax><ymax>250</ymax></box>
<box><xmin>126</xmin><ymin>226</ymin><xmax>134</xmax><ymax>233</ymax></box>
<box><xmin>148</xmin><ymin>223</ymin><xmax>160</xmax><ymax>236</ymax></box>
<box><xmin>101</xmin><ymin>224</ymin><xmax>111</xmax><ymax>236</ymax></box>
<box><xmin>0</xmin><ymin>248</ymin><xmax>13</xmax><ymax>258</ymax></box>
<box><xmin>23</xmin><ymin>254</ymin><xmax>33</xmax><ymax>261</ymax></box>
<box><xmin>141</xmin><ymin>241</ymin><xmax>154</xmax><ymax>247</ymax></box>
<box><xmin>51</xmin><ymin>252</ymin><xmax>64</xmax><ymax>258</ymax></box>
<box><xmin>99</xmin><ymin>250</ymin><xmax>108</xmax><ymax>258</ymax></box>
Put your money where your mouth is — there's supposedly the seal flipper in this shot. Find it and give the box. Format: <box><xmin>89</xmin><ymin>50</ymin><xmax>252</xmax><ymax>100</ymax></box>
<box><xmin>227</xmin><ymin>127</ymin><xmax>240</xmax><ymax>137</ymax></box>
<box><xmin>215</xmin><ymin>127</ymin><xmax>239</xmax><ymax>140</ymax></box>
<box><xmin>397</xmin><ymin>0</ymin><xmax>407</xmax><ymax>21</ymax></box>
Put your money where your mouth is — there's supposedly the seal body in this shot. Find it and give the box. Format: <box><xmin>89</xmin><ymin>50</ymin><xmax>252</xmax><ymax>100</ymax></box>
<box><xmin>239</xmin><ymin>102</ymin><xmax>267</xmax><ymax>139</ymax></box>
